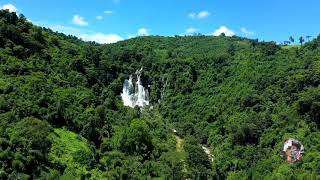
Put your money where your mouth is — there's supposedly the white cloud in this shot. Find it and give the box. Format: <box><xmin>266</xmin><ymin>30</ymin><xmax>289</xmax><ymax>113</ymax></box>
<box><xmin>127</xmin><ymin>35</ymin><xmax>136</xmax><ymax>39</ymax></box>
<box><xmin>104</xmin><ymin>10</ymin><xmax>113</xmax><ymax>15</ymax></box>
<box><xmin>47</xmin><ymin>24</ymin><xmax>122</xmax><ymax>44</ymax></box>
<box><xmin>137</xmin><ymin>28</ymin><xmax>150</xmax><ymax>36</ymax></box>
<box><xmin>189</xmin><ymin>11</ymin><xmax>210</xmax><ymax>20</ymax></box>
<box><xmin>96</xmin><ymin>15</ymin><xmax>103</xmax><ymax>20</ymax></box>
<box><xmin>197</xmin><ymin>11</ymin><xmax>210</xmax><ymax>19</ymax></box>
<box><xmin>241</xmin><ymin>27</ymin><xmax>255</xmax><ymax>36</ymax></box>
<box><xmin>213</xmin><ymin>26</ymin><xmax>235</xmax><ymax>36</ymax></box>
<box><xmin>1</xmin><ymin>4</ymin><xmax>17</xmax><ymax>12</ymax></box>
<box><xmin>72</xmin><ymin>14</ymin><xmax>89</xmax><ymax>26</ymax></box>
<box><xmin>96</xmin><ymin>10</ymin><xmax>112</xmax><ymax>21</ymax></box>
<box><xmin>81</xmin><ymin>33</ymin><xmax>123</xmax><ymax>44</ymax></box>
<box><xmin>186</xmin><ymin>27</ymin><xmax>199</xmax><ymax>34</ymax></box>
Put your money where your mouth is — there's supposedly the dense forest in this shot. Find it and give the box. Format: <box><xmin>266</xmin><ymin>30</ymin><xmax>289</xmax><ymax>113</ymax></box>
<box><xmin>0</xmin><ymin>10</ymin><xmax>319</xmax><ymax>179</ymax></box>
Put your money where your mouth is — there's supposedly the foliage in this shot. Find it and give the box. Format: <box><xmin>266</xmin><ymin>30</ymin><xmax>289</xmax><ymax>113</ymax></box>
<box><xmin>0</xmin><ymin>10</ymin><xmax>320</xmax><ymax>179</ymax></box>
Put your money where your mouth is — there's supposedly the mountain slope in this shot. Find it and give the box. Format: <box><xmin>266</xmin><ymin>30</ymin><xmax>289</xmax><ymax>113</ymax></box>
<box><xmin>0</xmin><ymin>10</ymin><xmax>320</xmax><ymax>179</ymax></box>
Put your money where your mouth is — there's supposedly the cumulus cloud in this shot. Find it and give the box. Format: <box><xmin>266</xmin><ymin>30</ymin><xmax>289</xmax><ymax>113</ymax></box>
<box><xmin>186</xmin><ymin>27</ymin><xmax>199</xmax><ymax>34</ymax></box>
<box><xmin>80</xmin><ymin>33</ymin><xmax>123</xmax><ymax>44</ymax></box>
<box><xmin>72</xmin><ymin>14</ymin><xmax>89</xmax><ymax>26</ymax></box>
<box><xmin>189</xmin><ymin>11</ymin><xmax>210</xmax><ymax>20</ymax></box>
<box><xmin>96</xmin><ymin>16</ymin><xmax>103</xmax><ymax>20</ymax></box>
<box><xmin>137</xmin><ymin>28</ymin><xmax>150</xmax><ymax>36</ymax></box>
<box><xmin>1</xmin><ymin>4</ymin><xmax>17</xmax><ymax>12</ymax></box>
<box><xmin>127</xmin><ymin>35</ymin><xmax>136</xmax><ymax>39</ymax></box>
<box><xmin>104</xmin><ymin>10</ymin><xmax>113</xmax><ymax>15</ymax></box>
<box><xmin>197</xmin><ymin>11</ymin><xmax>210</xmax><ymax>19</ymax></box>
<box><xmin>47</xmin><ymin>24</ymin><xmax>122</xmax><ymax>44</ymax></box>
<box><xmin>213</xmin><ymin>26</ymin><xmax>235</xmax><ymax>36</ymax></box>
<box><xmin>241</xmin><ymin>27</ymin><xmax>255</xmax><ymax>36</ymax></box>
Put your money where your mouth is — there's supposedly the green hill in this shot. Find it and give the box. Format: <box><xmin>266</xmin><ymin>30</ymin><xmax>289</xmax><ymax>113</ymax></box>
<box><xmin>0</xmin><ymin>10</ymin><xmax>319</xmax><ymax>179</ymax></box>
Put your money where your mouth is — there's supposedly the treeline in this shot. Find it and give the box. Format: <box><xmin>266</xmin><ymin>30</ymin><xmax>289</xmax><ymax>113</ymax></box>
<box><xmin>0</xmin><ymin>10</ymin><xmax>319</xmax><ymax>179</ymax></box>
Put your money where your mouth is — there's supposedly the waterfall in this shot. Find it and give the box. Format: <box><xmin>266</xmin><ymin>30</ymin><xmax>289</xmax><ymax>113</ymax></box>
<box><xmin>121</xmin><ymin>69</ymin><xmax>150</xmax><ymax>108</ymax></box>
<box><xmin>158</xmin><ymin>75</ymin><xmax>168</xmax><ymax>103</ymax></box>
<box><xmin>202</xmin><ymin>146</ymin><xmax>214</xmax><ymax>162</ymax></box>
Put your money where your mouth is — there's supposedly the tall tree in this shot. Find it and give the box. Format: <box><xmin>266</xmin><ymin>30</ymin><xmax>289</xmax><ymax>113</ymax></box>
<box><xmin>289</xmin><ymin>36</ymin><xmax>295</xmax><ymax>44</ymax></box>
<box><xmin>299</xmin><ymin>36</ymin><xmax>305</xmax><ymax>46</ymax></box>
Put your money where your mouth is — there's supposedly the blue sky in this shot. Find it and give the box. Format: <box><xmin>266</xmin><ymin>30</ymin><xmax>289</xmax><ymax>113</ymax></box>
<box><xmin>0</xmin><ymin>0</ymin><xmax>319</xmax><ymax>44</ymax></box>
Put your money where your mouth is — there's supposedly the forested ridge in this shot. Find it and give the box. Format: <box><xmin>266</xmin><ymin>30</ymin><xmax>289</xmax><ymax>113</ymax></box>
<box><xmin>0</xmin><ymin>10</ymin><xmax>320</xmax><ymax>179</ymax></box>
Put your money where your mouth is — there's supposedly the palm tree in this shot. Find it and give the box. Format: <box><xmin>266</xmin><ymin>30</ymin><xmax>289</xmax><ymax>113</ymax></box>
<box><xmin>299</xmin><ymin>36</ymin><xmax>305</xmax><ymax>46</ymax></box>
<box><xmin>289</xmin><ymin>36</ymin><xmax>295</xmax><ymax>44</ymax></box>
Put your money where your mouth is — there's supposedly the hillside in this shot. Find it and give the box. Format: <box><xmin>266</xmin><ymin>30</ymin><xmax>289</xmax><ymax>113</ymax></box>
<box><xmin>0</xmin><ymin>10</ymin><xmax>320</xmax><ymax>179</ymax></box>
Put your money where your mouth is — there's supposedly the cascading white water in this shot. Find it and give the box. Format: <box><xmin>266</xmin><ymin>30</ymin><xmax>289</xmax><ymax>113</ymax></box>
<box><xmin>121</xmin><ymin>69</ymin><xmax>149</xmax><ymax>108</ymax></box>
<box><xmin>121</xmin><ymin>75</ymin><xmax>135</xmax><ymax>107</ymax></box>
